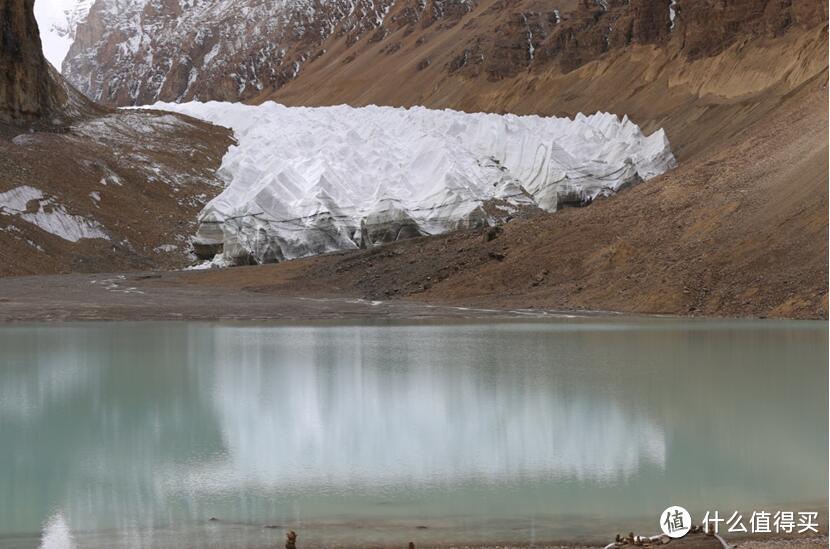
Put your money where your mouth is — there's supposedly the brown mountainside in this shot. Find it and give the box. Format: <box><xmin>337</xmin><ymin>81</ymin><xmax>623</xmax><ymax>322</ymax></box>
<box><xmin>0</xmin><ymin>0</ymin><xmax>232</xmax><ymax>276</ymax></box>
<box><xmin>64</xmin><ymin>0</ymin><xmax>826</xmax><ymax>111</ymax></box>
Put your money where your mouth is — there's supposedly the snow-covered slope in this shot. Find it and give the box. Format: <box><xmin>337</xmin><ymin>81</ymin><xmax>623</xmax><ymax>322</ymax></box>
<box><xmin>153</xmin><ymin>102</ymin><xmax>676</xmax><ymax>265</ymax></box>
<box><xmin>62</xmin><ymin>0</ymin><xmax>398</xmax><ymax>104</ymax></box>
<box><xmin>0</xmin><ymin>185</ymin><xmax>108</xmax><ymax>242</ymax></box>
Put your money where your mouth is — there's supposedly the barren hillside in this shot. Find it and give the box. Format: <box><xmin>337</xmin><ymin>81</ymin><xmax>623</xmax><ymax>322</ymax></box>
<box><xmin>0</xmin><ymin>0</ymin><xmax>232</xmax><ymax>276</ymax></box>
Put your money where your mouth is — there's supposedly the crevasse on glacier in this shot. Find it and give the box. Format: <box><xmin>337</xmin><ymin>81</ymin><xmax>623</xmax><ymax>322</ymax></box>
<box><xmin>152</xmin><ymin>101</ymin><xmax>676</xmax><ymax>265</ymax></box>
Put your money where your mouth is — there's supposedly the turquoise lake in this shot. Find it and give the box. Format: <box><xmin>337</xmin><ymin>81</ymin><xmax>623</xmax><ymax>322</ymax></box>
<box><xmin>0</xmin><ymin>319</ymin><xmax>826</xmax><ymax>548</ymax></box>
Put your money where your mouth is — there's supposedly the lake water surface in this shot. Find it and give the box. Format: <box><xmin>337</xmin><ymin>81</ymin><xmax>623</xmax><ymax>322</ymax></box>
<box><xmin>0</xmin><ymin>319</ymin><xmax>826</xmax><ymax>548</ymax></box>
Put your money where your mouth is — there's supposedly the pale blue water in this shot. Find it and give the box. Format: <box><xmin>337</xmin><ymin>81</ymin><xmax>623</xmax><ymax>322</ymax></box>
<box><xmin>0</xmin><ymin>319</ymin><xmax>826</xmax><ymax>548</ymax></box>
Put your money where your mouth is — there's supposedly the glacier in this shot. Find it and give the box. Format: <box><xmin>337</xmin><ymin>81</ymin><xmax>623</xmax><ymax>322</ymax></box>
<box><xmin>151</xmin><ymin>101</ymin><xmax>676</xmax><ymax>265</ymax></box>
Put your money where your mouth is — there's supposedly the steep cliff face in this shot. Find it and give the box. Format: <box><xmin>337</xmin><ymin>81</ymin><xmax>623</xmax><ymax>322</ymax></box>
<box><xmin>0</xmin><ymin>0</ymin><xmax>103</xmax><ymax>125</ymax></box>
<box><xmin>63</xmin><ymin>0</ymin><xmax>827</xmax><ymax>107</ymax></box>
<box><xmin>0</xmin><ymin>0</ymin><xmax>64</xmax><ymax>122</ymax></box>
<box><xmin>674</xmin><ymin>0</ymin><xmax>827</xmax><ymax>59</ymax></box>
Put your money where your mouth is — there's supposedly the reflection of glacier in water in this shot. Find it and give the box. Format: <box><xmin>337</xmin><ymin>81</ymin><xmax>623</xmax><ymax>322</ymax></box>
<box><xmin>0</xmin><ymin>320</ymin><xmax>826</xmax><ymax>548</ymax></box>
<box><xmin>39</xmin><ymin>513</ymin><xmax>75</xmax><ymax>549</ymax></box>
<box><xmin>188</xmin><ymin>325</ymin><xmax>666</xmax><ymax>492</ymax></box>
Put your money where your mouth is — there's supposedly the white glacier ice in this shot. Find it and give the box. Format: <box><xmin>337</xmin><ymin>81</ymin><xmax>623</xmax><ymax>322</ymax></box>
<box><xmin>151</xmin><ymin>101</ymin><xmax>676</xmax><ymax>265</ymax></box>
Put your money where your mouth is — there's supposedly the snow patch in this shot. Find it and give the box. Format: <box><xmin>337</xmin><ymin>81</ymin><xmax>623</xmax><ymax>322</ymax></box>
<box><xmin>0</xmin><ymin>186</ymin><xmax>109</xmax><ymax>242</ymax></box>
<box><xmin>669</xmin><ymin>0</ymin><xmax>678</xmax><ymax>30</ymax></box>
<box><xmin>0</xmin><ymin>185</ymin><xmax>44</xmax><ymax>211</ymax></box>
<box><xmin>151</xmin><ymin>102</ymin><xmax>676</xmax><ymax>265</ymax></box>
<box><xmin>12</xmin><ymin>134</ymin><xmax>38</xmax><ymax>146</ymax></box>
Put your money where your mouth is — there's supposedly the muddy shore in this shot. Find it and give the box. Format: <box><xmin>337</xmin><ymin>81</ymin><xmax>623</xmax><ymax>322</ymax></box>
<box><xmin>0</xmin><ymin>257</ymin><xmax>826</xmax><ymax>323</ymax></box>
<box><xmin>0</xmin><ymin>267</ymin><xmax>614</xmax><ymax>322</ymax></box>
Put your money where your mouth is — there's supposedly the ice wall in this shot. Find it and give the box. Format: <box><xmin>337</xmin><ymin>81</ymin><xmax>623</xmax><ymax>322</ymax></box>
<box><xmin>153</xmin><ymin>102</ymin><xmax>676</xmax><ymax>265</ymax></box>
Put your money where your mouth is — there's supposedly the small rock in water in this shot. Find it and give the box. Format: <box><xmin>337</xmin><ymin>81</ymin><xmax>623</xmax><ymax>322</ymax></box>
<box><xmin>286</xmin><ymin>530</ymin><xmax>298</xmax><ymax>549</ymax></box>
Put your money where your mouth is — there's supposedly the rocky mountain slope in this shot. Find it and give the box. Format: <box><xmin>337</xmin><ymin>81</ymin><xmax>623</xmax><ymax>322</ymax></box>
<box><xmin>261</xmin><ymin>14</ymin><xmax>830</xmax><ymax>320</ymax></box>
<box><xmin>64</xmin><ymin>0</ymin><xmax>826</xmax><ymax>110</ymax></box>
<box><xmin>1</xmin><ymin>111</ymin><xmax>232</xmax><ymax>276</ymax></box>
<box><xmin>1</xmin><ymin>0</ymin><xmax>232</xmax><ymax>276</ymax></box>
<box><xmin>64</xmin><ymin>0</ymin><xmax>400</xmax><ymax>104</ymax></box>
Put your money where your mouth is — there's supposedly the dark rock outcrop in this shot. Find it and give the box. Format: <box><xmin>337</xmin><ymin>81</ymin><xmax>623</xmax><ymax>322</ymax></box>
<box><xmin>0</xmin><ymin>0</ymin><xmax>100</xmax><ymax>124</ymax></box>
<box><xmin>674</xmin><ymin>0</ymin><xmax>828</xmax><ymax>59</ymax></box>
<box><xmin>0</xmin><ymin>0</ymin><xmax>63</xmax><ymax>122</ymax></box>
